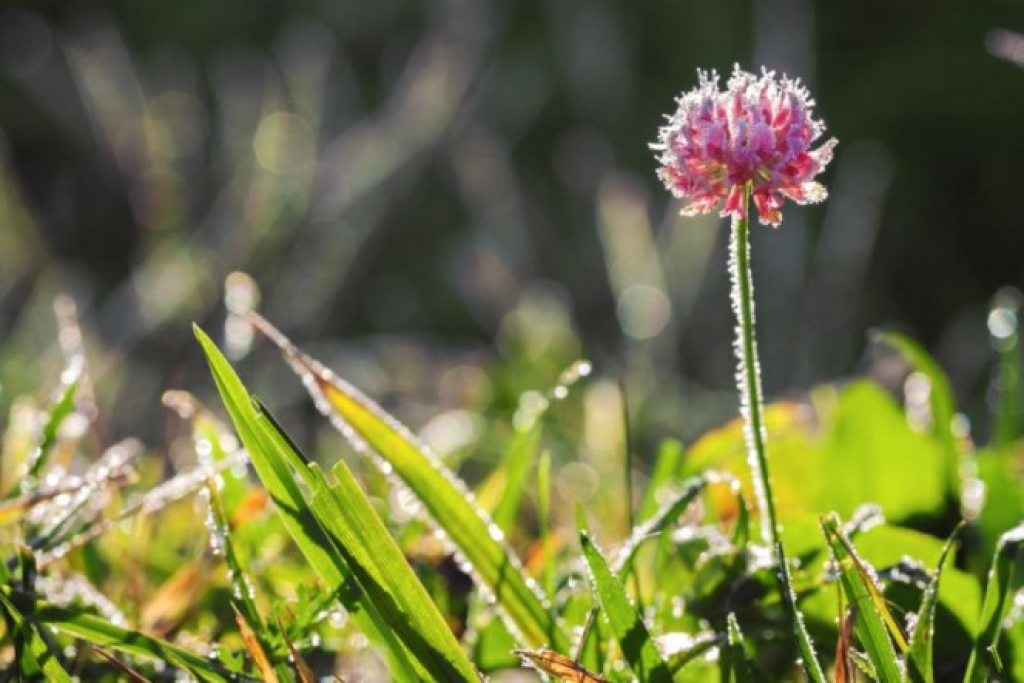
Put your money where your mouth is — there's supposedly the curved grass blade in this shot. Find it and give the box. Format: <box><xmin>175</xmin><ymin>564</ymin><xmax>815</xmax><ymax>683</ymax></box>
<box><xmin>612</xmin><ymin>474</ymin><xmax>710</xmax><ymax>581</ymax></box>
<box><xmin>637</xmin><ymin>439</ymin><xmax>684</xmax><ymax>523</ymax></box>
<box><xmin>490</xmin><ymin>422</ymin><xmax>543</xmax><ymax>533</ymax></box>
<box><xmin>26</xmin><ymin>598</ymin><xmax>246</xmax><ymax>681</ymax></box>
<box><xmin>821</xmin><ymin>512</ymin><xmax>904</xmax><ymax>682</ymax></box>
<box><xmin>964</xmin><ymin>522</ymin><xmax>1024</xmax><ymax>683</ymax></box>
<box><xmin>23</xmin><ymin>367</ymin><xmax>81</xmax><ymax>482</ymax></box>
<box><xmin>579</xmin><ymin>530</ymin><xmax>672</xmax><ymax>683</ymax></box>
<box><xmin>244</xmin><ymin>313</ymin><xmax>567</xmax><ymax>652</ymax></box>
<box><xmin>0</xmin><ymin>590</ymin><xmax>72</xmax><ymax>682</ymax></box>
<box><xmin>776</xmin><ymin>541</ymin><xmax>828</xmax><ymax>683</ymax></box>
<box><xmin>194</xmin><ymin>325</ymin><xmax>423</xmax><ymax>680</ymax></box>
<box><xmin>722</xmin><ymin>614</ymin><xmax>754</xmax><ymax>683</ymax></box>
<box><xmin>904</xmin><ymin>523</ymin><xmax>962</xmax><ymax>683</ymax></box>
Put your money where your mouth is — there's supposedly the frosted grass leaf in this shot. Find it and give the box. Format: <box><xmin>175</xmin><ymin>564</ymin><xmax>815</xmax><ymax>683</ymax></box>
<box><xmin>653</xmin><ymin>65</ymin><xmax>836</xmax><ymax>227</ymax></box>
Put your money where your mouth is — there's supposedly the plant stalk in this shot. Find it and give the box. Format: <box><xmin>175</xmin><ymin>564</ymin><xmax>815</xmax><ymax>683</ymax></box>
<box><xmin>728</xmin><ymin>183</ymin><xmax>782</xmax><ymax>555</ymax></box>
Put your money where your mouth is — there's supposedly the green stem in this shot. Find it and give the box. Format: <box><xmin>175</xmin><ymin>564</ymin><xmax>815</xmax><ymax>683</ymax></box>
<box><xmin>729</xmin><ymin>185</ymin><xmax>827</xmax><ymax>683</ymax></box>
<box><xmin>728</xmin><ymin>183</ymin><xmax>782</xmax><ymax>553</ymax></box>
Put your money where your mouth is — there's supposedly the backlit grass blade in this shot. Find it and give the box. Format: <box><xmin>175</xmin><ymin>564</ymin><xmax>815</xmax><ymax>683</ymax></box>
<box><xmin>722</xmin><ymin>614</ymin><xmax>755</xmax><ymax>683</ymax></box>
<box><xmin>821</xmin><ymin>512</ymin><xmax>904</xmax><ymax>682</ymax></box>
<box><xmin>612</xmin><ymin>474</ymin><xmax>709</xmax><ymax>581</ymax></box>
<box><xmin>904</xmin><ymin>523</ymin><xmax>962</xmax><ymax>683</ymax></box>
<box><xmin>579</xmin><ymin>529</ymin><xmax>672</xmax><ymax>683</ymax></box>
<box><xmin>245</xmin><ymin>313</ymin><xmax>568</xmax><ymax>652</ymax></box>
<box><xmin>303</xmin><ymin>458</ymin><xmax>481</xmax><ymax>681</ymax></box>
<box><xmin>0</xmin><ymin>590</ymin><xmax>72</xmax><ymax>682</ymax></box>
<box><xmin>637</xmin><ymin>439</ymin><xmax>684</xmax><ymax>523</ymax></box>
<box><xmin>776</xmin><ymin>541</ymin><xmax>828</xmax><ymax>683</ymax></box>
<box><xmin>23</xmin><ymin>369</ymin><xmax>80</xmax><ymax>482</ymax></box>
<box><xmin>26</xmin><ymin>597</ymin><xmax>244</xmax><ymax>681</ymax></box>
<box><xmin>489</xmin><ymin>424</ymin><xmax>543</xmax><ymax>534</ymax></box>
<box><xmin>964</xmin><ymin>522</ymin><xmax>1024</xmax><ymax>683</ymax></box>
<box><xmin>194</xmin><ymin>325</ymin><xmax>422</xmax><ymax>679</ymax></box>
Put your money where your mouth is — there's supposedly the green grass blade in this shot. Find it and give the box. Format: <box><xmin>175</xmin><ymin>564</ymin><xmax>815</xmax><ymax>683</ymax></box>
<box><xmin>904</xmin><ymin>523</ymin><xmax>962</xmax><ymax>683</ymax></box>
<box><xmin>722</xmin><ymin>614</ymin><xmax>755</xmax><ymax>683</ymax></box>
<box><xmin>248</xmin><ymin>315</ymin><xmax>567</xmax><ymax>651</ymax></box>
<box><xmin>204</xmin><ymin>481</ymin><xmax>288</xmax><ymax>679</ymax></box>
<box><xmin>491</xmin><ymin>425</ymin><xmax>543</xmax><ymax>533</ymax></box>
<box><xmin>303</xmin><ymin>457</ymin><xmax>481</xmax><ymax>682</ymax></box>
<box><xmin>27</xmin><ymin>597</ymin><xmax>244</xmax><ymax>681</ymax></box>
<box><xmin>24</xmin><ymin>370</ymin><xmax>80</xmax><ymax>482</ymax></box>
<box><xmin>637</xmin><ymin>439</ymin><xmax>684</xmax><ymax>523</ymax></box>
<box><xmin>821</xmin><ymin>512</ymin><xmax>904</xmax><ymax>682</ymax></box>
<box><xmin>0</xmin><ymin>590</ymin><xmax>72</xmax><ymax>682</ymax></box>
<box><xmin>579</xmin><ymin>530</ymin><xmax>672</xmax><ymax>683</ymax></box>
<box><xmin>776</xmin><ymin>541</ymin><xmax>828</xmax><ymax>683</ymax></box>
<box><xmin>194</xmin><ymin>325</ymin><xmax>423</xmax><ymax>679</ymax></box>
<box><xmin>612</xmin><ymin>474</ymin><xmax>709</xmax><ymax>581</ymax></box>
<box><xmin>964</xmin><ymin>523</ymin><xmax>1024</xmax><ymax>683</ymax></box>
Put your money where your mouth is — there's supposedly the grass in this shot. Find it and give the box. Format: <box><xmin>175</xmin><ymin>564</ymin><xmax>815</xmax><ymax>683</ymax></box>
<box><xmin>0</xmin><ymin>289</ymin><xmax>1021</xmax><ymax>680</ymax></box>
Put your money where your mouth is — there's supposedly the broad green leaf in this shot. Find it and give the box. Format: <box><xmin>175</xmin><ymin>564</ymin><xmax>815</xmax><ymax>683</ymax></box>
<box><xmin>904</xmin><ymin>524</ymin><xmax>962</xmax><ymax>683</ymax></box>
<box><xmin>579</xmin><ymin>530</ymin><xmax>672</xmax><ymax>683</ymax></box>
<box><xmin>964</xmin><ymin>523</ymin><xmax>1024</xmax><ymax>683</ymax></box>
<box><xmin>873</xmin><ymin>332</ymin><xmax>960</xmax><ymax>495</ymax></box>
<box><xmin>249</xmin><ymin>315</ymin><xmax>567</xmax><ymax>652</ymax></box>
<box><xmin>194</xmin><ymin>325</ymin><xmax>422</xmax><ymax>679</ymax></box>
<box><xmin>0</xmin><ymin>590</ymin><xmax>72</xmax><ymax>682</ymax></box>
<box><xmin>721</xmin><ymin>614</ymin><xmax>754</xmax><ymax>683</ymax></box>
<box><xmin>821</xmin><ymin>512</ymin><xmax>904</xmax><ymax>682</ymax></box>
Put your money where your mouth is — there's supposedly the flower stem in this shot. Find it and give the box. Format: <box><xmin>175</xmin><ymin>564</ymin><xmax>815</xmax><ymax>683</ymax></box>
<box><xmin>728</xmin><ymin>183</ymin><xmax>781</xmax><ymax>554</ymax></box>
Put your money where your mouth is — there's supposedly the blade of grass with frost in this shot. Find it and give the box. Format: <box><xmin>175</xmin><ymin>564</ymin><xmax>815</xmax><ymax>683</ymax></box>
<box><xmin>964</xmin><ymin>522</ymin><xmax>1024</xmax><ymax>683</ymax></box>
<box><xmin>245</xmin><ymin>312</ymin><xmax>567</xmax><ymax>652</ymax></box>
<box><xmin>27</xmin><ymin>598</ymin><xmax>244</xmax><ymax>681</ymax></box>
<box><xmin>302</xmin><ymin>457</ymin><xmax>481</xmax><ymax>682</ymax></box>
<box><xmin>0</xmin><ymin>591</ymin><xmax>72</xmax><ymax>682</ymax></box>
<box><xmin>194</xmin><ymin>325</ymin><xmax>422</xmax><ymax>679</ymax></box>
<box><xmin>206</xmin><ymin>481</ymin><xmax>287</xmax><ymax>680</ymax></box>
<box><xmin>579</xmin><ymin>529</ymin><xmax>672</xmax><ymax>683</ymax></box>
<box><xmin>23</xmin><ymin>370</ymin><xmax>79</xmax><ymax>483</ymax></box>
<box><xmin>722</xmin><ymin>614</ymin><xmax>755</xmax><ymax>683</ymax></box>
<box><xmin>537</xmin><ymin>449</ymin><xmax>555</xmax><ymax>628</ymax></box>
<box><xmin>636</xmin><ymin>439</ymin><xmax>684</xmax><ymax>523</ymax></box>
<box><xmin>904</xmin><ymin>523</ymin><xmax>962</xmax><ymax>683</ymax></box>
<box><xmin>612</xmin><ymin>474</ymin><xmax>709</xmax><ymax>581</ymax></box>
<box><xmin>821</xmin><ymin>512</ymin><xmax>904</xmax><ymax>682</ymax></box>
<box><xmin>776</xmin><ymin>540</ymin><xmax>828</xmax><ymax>683</ymax></box>
<box><xmin>873</xmin><ymin>332</ymin><xmax>959</xmax><ymax>492</ymax></box>
<box><xmin>490</xmin><ymin>424</ymin><xmax>543</xmax><ymax>533</ymax></box>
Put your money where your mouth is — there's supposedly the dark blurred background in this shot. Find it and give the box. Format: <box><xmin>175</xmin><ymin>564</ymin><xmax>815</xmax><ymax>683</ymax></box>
<box><xmin>1</xmin><ymin>0</ymin><xmax>1023</xmax><ymax>457</ymax></box>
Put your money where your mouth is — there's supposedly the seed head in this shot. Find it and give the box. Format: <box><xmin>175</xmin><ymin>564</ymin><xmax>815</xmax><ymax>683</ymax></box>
<box><xmin>653</xmin><ymin>65</ymin><xmax>836</xmax><ymax>226</ymax></box>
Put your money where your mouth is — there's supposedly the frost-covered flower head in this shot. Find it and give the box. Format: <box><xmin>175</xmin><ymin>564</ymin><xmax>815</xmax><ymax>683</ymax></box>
<box><xmin>653</xmin><ymin>65</ymin><xmax>836</xmax><ymax>227</ymax></box>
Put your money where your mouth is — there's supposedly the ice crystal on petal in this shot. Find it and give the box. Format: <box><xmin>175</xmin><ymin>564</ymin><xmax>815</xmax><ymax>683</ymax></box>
<box><xmin>653</xmin><ymin>65</ymin><xmax>836</xmax><ymax>226</ymax></box>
